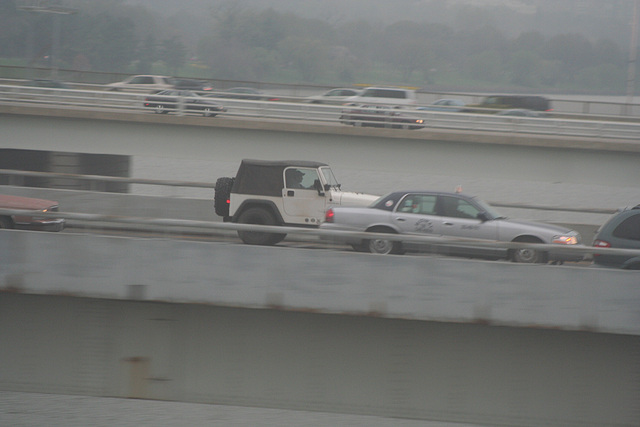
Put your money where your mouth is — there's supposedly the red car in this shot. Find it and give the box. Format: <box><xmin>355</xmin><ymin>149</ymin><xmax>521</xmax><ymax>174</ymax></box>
<box><xmin>0</xmin><ymin>194</ymin><xmax>65</xmax><ymax>231</ymax></box>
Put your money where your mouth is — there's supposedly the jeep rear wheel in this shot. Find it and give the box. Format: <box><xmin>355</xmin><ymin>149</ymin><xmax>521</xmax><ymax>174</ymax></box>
<box><xmin>237</xmin><ymin>207</ymin><xmax>286</xmax><ymax>245</ymax></box>
<box><xmin>214</xmin><ymin>177</ymin><xmax>235</xmax><ymax>217</ymax></box>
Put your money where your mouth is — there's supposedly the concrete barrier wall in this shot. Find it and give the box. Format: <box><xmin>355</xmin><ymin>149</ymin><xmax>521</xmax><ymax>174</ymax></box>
<box><xmin>2</xmin><ymin>230</ymin><xmax>638</xmax><ymax>335</ymax></box>
<box><xmin>1</xmin><ymin>291</ymin><xmax>639</xmax><ymax>427</ymax></box>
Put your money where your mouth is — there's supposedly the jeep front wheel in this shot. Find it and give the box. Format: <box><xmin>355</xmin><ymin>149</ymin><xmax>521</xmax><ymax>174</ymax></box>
<box><xmin>237</xmin><ymin>207</ymin><xmax>286</xmax><ymax>245</ymax></box>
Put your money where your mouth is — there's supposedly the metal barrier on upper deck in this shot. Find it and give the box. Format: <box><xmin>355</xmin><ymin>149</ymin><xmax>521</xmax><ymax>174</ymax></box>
<box><xmin>1</xmin><ymin>84</ymin><xmax>639</xmax><ymax>141</ymax></box>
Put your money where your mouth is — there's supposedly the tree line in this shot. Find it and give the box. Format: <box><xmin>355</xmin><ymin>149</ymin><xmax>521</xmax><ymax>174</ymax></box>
<box><xmin>0</xmin><ymin>0</ymin><xmax>636</xmax><ymax>94</ymax></box>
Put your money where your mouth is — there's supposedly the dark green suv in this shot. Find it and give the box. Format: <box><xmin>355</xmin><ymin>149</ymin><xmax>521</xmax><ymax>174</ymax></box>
<box><xmin>592</xmin><ymin>205</ymin><xmax>640</xmax><ymax>269</ymax></box>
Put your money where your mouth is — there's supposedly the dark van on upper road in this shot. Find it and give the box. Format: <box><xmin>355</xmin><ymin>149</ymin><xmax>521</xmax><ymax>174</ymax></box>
<box><xmin>466</xmin><ymin>95</ymin><xmax>552</xmax><ymax>113</ymax></box>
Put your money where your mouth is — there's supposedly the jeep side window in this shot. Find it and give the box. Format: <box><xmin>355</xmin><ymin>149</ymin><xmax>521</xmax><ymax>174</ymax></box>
<box><xmin>285</xmin><ymin>168</ymin><xmax>319</xmax><ymax>190</ymax></box>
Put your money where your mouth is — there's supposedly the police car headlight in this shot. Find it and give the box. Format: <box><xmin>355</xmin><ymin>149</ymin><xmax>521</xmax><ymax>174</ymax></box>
<box><xmin>552</xmin><ymin>235</ymin><xmax>578</xmax><ymax>245</ymax></box>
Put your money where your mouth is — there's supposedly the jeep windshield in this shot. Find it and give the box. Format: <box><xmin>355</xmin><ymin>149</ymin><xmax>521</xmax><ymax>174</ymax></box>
<box><xmin>319</xmin><ymin>167</ymin><xmax>340</xmax><ymax>189</ymax></box>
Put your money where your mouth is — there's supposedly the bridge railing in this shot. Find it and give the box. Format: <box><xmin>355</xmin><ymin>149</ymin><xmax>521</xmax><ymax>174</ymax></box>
<box><xmin>1</xmin><ymin>85</ymin><xmax>639</xmax><ymax>141</ymax></box>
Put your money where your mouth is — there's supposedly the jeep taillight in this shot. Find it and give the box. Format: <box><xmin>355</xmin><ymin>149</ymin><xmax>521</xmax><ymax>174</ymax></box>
<box><xmin>325</xmin><ymin>208</ymin><xmax>335</xmax><ymax>223</ymax></box>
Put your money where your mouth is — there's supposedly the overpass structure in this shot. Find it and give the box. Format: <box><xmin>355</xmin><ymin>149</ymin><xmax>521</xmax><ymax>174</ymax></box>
<box><xmin>1</xmin><ymin>102</ymin><xmax>639</xmax><ymax>426</ymax></box>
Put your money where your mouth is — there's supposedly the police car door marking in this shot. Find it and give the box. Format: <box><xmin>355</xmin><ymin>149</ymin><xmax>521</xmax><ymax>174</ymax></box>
<box><xmin>415</xmin><ymin>219</ymin><xmax>433</xmax><ymax>233</ymax></box>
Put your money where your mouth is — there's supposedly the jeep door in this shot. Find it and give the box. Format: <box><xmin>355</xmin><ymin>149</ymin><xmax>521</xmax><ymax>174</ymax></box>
<box><xmin>282</xmin><ymin>167</ymin><xmax>326</xmax><ymax>224</ymax></box>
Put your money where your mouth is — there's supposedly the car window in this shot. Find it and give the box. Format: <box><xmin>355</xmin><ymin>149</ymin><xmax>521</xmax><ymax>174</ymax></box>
<box><xmin>285</xmin><ymin>168</ymin><xmax>319</xmax><ymax>190</ymax></box>
<box><xmin>437</xmin><ymin>196</ymin><xmax>480</xmax><ymax>219</ymax></box>
<box><xmin>319</xmin><ymin>167</ymin><xmax>339</xmax><ymax>187</ymax></box>
<box><xmin>131</xmin><ymin>76</ymin><xmax>151</xmax><ymax>84</ymax></box>
<box><xmin>397</xmin><ymin>194</ymin><xmax>437</xmax><ymax>214</ymax></box>
<box><xmin>612</xmin><ymin>214</ymin><xmax>640</xmax><ymax>240</ymax></box>
<box><xmin>362</xmin><ymin>89</ymin><xmax>407</xmax><ymax>99</ymax></box>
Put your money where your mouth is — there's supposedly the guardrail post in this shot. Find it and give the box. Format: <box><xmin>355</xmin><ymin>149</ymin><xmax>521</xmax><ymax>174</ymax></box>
<box><xmin>178</xmin><ymin>95</ymin><xmax>185</xmax><ymax>116</ymax></box>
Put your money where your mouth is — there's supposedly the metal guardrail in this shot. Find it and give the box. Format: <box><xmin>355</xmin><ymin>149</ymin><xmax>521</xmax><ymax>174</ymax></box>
<box><xmin>1</xmin><ymin>207</ymin><xmax>638</xmax><ymax>260</ymax></box>
<box><xmin>0</xmin><ymin>168</ymin><xmax>215</xmax><ymax>189</ymax></box>
<box><xmin>1</xmin><ymin>85</ymin><xmax>639</xmax><ymax>141</ymax></box>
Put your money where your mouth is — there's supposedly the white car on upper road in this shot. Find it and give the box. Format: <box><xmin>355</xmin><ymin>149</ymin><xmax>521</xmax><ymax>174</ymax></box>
<box><xmin>106</xmin><ymin>75</ymin><xmax>174</xmax><ymax>93</ymax></box>
<box><xmin>344</xmin><ymin>87</ymin><xmax>417</xmax><ymax>106</ymax></box>
<box><xmin>306</xmin><ymin>88</ymin><xmax>362</xmax><ymax>104</ymax></box>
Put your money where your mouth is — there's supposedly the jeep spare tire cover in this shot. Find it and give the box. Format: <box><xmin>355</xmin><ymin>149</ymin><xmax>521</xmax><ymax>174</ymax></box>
<box><xmin>214</xmin><ymin>177</ymin><xmax>235</xmax><ymax>217</ymax></box>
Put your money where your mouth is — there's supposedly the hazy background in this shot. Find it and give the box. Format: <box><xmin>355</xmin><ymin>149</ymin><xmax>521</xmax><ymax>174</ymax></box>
<box><xmin>1</xmin><ymin>0</ymin><xmax>638</xmax><ymax>93</ymax></box>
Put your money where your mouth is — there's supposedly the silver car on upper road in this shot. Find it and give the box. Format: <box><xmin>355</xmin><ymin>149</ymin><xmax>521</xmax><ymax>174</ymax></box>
<box><xmin>320</xmin><ymin>190</ymin><xmax>583</xmax><ymax>263</ymax></box>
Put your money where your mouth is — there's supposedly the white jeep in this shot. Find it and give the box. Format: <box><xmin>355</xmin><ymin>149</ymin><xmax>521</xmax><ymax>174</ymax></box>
<box><xmin>214</xmin><ymin>159</ymin><xmax>379</xmax><ymax>245</ymax></box>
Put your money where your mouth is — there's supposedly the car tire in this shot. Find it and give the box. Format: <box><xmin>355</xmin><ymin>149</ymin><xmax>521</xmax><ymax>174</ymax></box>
<box><xmin>0</xmin><ymin>216</ymin><xmax>14</xmax><ymax>229</ymax></box>
<box><xmin>237</xmin><ymin>207</ymin><xmax>286</xmax><ymax>246</ymax></box>
<box><xmin>366</xmin><ymin>227</ymin><xmax>403</xmax><ymax>255</ymax></box>
<box><xmin>510</xmin><ymin>237</ymin><xmax>547</xmax><ymax>263</ymax></box>
<box><xmin>203</xmin><ymin>107</ymin><xmax>217</xmax><ymax>117</ymax></box>
<box><xmin>154</xmin><ymin>104</ymin><xmax>166</xmax><ymax>114</ymax></box>
<box><xmin>214</xmin><ymin>177</ymin><xmax>235</xmax><ymax>217</ymax></box>
<box><xmin>624</xmin><ymin>261</ymin><xmax>640</xmax><ymax>270</ymax></box>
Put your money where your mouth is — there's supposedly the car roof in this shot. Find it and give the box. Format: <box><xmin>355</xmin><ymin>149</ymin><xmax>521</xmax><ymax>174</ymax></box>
<box><xmin>382</xmin><ymin>190</ymin><xmax>476</xmax><ymax>199</ymax></box>
<box><xmin>0</xmin><ymin>194</ymin><xmax>58</xmax><ymax>209</ymax></box>
<box><xmin>361</xmin><ymin>86</ymin><xmax>414</xmax><ymax>91</ymax></box>
<box><xmin>240</xmin><ymin>159</ymin><xmax>328</xmax><ymax>168</ymax></box>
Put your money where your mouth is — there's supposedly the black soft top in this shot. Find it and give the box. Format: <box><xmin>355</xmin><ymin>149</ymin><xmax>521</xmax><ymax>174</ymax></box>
<box><xmin>232</xmin><ymin>159</ymin><xmax>329</xmax><ymax>196</ymax></box>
